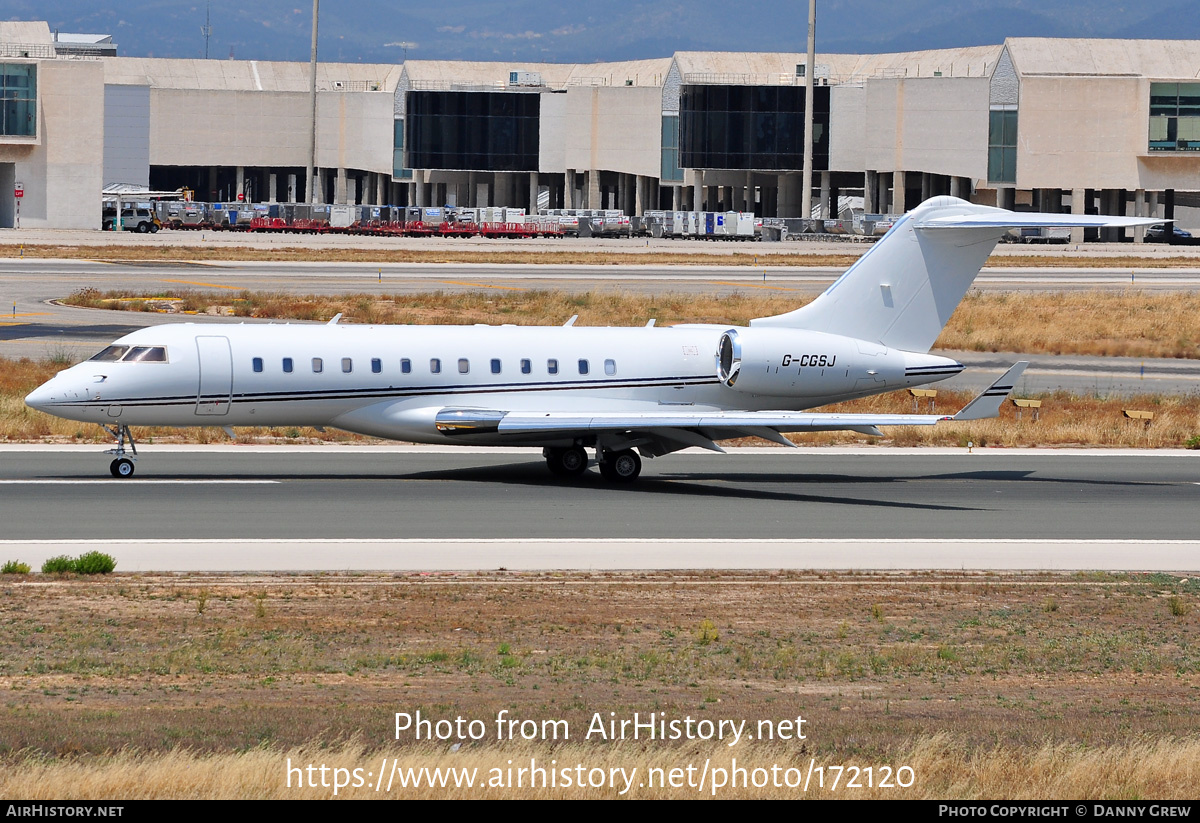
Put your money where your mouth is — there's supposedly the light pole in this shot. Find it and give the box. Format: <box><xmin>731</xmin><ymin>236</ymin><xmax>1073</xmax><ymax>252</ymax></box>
<box><xmin>801</xmin><ymin>0</ymin><xmax>816</xmax><ymax>221</ymax></box>
<box><xmin>306</xmin><ymin>0</ymin><xmax>319</xmax><ymax>204</ymax></box>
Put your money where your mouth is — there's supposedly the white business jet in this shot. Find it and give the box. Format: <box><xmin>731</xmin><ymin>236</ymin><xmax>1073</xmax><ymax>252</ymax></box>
<box><xmin>25</xmin><ymin>196</ymin><xmax>1156</xmax><ymax>481</ymax></box>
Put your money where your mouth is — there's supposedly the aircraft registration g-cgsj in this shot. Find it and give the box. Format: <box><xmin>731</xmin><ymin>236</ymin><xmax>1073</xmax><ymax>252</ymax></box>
<box><xmin>25</xmin><ymin>196</ymin><xmax>1159</xmax><ymax>482</ymax></box>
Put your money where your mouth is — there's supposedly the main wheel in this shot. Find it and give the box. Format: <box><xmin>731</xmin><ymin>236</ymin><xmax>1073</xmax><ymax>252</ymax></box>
<box><xmin>545</xmin><ymin>445</ymin><xmax>588</xmax><ymax>478</ymax></box>
<box><xmin>600</xmin><ymin>449</ymin><xmax>641</xmax><ymax>483</ymax></box>
<box><xmin>109</xmin><ymin>458</ymin><xmax>135</xmax><ymax>478</ymax></box>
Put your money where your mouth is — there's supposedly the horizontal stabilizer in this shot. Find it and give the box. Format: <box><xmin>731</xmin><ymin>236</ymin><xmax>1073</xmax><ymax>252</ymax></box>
<box><xmin>952</xmin><ymin>362</ymin><xmax>1028</xmax><ymax>421</ymax></box>
<box><xmin>918</xmin><ymin>212</ymin><xmax>1163</xmax><ymax>230</ymax></box>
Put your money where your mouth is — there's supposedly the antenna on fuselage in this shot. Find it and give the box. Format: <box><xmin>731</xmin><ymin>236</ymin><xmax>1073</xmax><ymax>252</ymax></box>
<box><xmin>327</xmin><ymin>313</ymin><xmax>343</xmax><ymax>325</ymax></box>
<box><xmin>563</xmin><ymin>315</ymin><xmax>577</xmax><ymax>327</ymax></box>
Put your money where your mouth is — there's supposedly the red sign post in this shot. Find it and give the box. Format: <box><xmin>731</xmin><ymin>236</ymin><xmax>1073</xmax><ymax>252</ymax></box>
<box><xmin>13</xmin><ymin>181</ymin><xmax>22</xmax><ymax>229</ymax></box>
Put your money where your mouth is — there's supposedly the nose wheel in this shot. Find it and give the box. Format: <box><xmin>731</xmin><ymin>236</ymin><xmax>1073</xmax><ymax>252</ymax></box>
<box><xmin>102</xmin><ymin>424</ymin><xmax>138</xmax><ymax>479</ymax></box>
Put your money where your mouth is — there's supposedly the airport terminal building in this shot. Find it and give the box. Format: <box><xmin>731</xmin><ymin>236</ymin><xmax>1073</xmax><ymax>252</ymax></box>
<box><xmin>1</xmin><ymin>19</ymin><xmax>1198</xmax><ymax>236</ymax></box>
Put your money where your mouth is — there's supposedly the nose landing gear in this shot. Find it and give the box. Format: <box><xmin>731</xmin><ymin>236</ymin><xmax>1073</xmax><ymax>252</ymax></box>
<box><xmin>102</xmin><ymin>424</ymin><xmax>138</xmax><ymax>478</ymax></box>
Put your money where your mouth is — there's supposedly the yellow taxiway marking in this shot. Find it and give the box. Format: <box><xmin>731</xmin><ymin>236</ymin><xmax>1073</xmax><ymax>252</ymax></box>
<box><xmin>708</xmin><ymin>280</ymin><xmax>807</xmax><ymax>292</ymax></box>
<box><xmin>2</xmin><ymin>312</ymin><xmax>51</xmax><ymax>318</ymax></box>
<box><xmin>438</xmin><ymin>280</ymin><xmax>524</xmax><ymax>291</ymax></box>
<box><xmin>162</xmin><ymin>278</ymin><xmax>246</xmax><ymax>291</ymax></box>
<box><xmin>0</xmin><ymin>322</ymin><xmax>28</xmax><ymax>327</ymax></box>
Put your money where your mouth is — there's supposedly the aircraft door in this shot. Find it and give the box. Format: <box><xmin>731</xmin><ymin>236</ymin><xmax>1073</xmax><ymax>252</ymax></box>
<box><xmin>195</xmin><ymin>336</ymin><xmax>233</xmax><ymax>416</ymax></box>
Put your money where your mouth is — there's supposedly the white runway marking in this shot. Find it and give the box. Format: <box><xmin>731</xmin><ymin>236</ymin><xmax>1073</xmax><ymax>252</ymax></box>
<box><xmin>1</xmin><ymin>538</ymin><xmax>1197</xmax><ymax>572</ymax></box>
<box><xmin>0</xmin><ymin>479</ymin><xmax>281</xmax><ymax>485</ymax></box>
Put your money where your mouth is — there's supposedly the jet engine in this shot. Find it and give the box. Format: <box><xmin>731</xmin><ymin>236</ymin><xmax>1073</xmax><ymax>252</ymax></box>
<box><xmin>716</xmin><ymin>327</ymin><xmax>908</xmax><ymax>398</ymax></box>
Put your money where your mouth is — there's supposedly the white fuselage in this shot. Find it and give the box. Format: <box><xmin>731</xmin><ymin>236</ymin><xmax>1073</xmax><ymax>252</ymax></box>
<box><xmin>25</xmin><ymin>322</ymin><xmax>960</xmax><ymax>446</ymax></box>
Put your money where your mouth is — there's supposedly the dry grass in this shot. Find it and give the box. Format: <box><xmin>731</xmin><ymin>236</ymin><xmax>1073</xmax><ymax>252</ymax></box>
<box><xmin>1</xmin><ymin>571</ymin><xmax>1199</xmax><ymax>797</ymax></box>
<box><xmin>5</xmin><ymin>241</ymin><xmax>1200</xmax><ymax>267</ymax></box>
<box><xmin>3</xmin><ymin>736</ymin><xmax>1200</xmax><ymax>798</ymax></box>
<box><xmin>64</xmin><ymin>287</ymin><xmax>1200</xmax><ymax>360</ymax></box>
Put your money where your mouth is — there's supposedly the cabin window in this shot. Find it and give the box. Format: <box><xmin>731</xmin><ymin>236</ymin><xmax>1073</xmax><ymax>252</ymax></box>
<box><xmin>490</xmin><ymin>358</ymin><xmax>502</xmax><ymax>374</ymax></box>
<box><xmin>252</xmin><ymin>357</ymin><xmax>264</xmax><ymax>373</ymax></box>
<box><xmin>342</xmin><ymin>358</ymin><xmax>353</xmax><ymax>374</ymax></box>
<box><xmin>89</xmin><ymin>346</ymin><xmax>129</xmax><ymax>362</ymax></box>
<box><xmin>371</xmin><ymin>358</ymin><xmax>382</xmax><ymax>374</ymax></box>
<box><xmin>458</xmin><ymin>358</ymin><xmax>470</xmax><ymax>374</ymax></box>
<box><xmin>401</xmin><ymin>358</ymin><xmax>411</xmax><ymax>374</ymax></box>
<box><xmin>312</xmin><ymin>357</ymin><xmax>323</xmax><ymax>373</ymax></box>
<box><xmin>605</xmin><ymin>358</ymin><xmax>617</xmax><ymax>376</ymax></box>
<box><xmin>430</xmin><ymin>358</ymin><xmax>441</xmax><ymax>374</ymax></box>
<box><xmin>124</xmin><ymin>346</ymin><xmax>168</xmax><ymax>363</ymax></box>
<box><xmin>520</xmin><ymin>358</ymin><xmax>531</xmax><ymax>375</ymax></box>
<box><xmin>578</xmin><ymin>359</ymin><xmax>590</xmax><ymax>375</ymax></box>
<box><xmin>282</xmin><ymin>357</ymin><xmax>294</xmax><ymax>373</ymax></box>
<box><xmin>547</xmin><ymin>358</ymin><xmax>559</xmax><ymax>375</ymax></box>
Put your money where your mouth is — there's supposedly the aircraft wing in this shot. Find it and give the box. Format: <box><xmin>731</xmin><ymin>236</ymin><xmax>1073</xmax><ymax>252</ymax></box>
<box><xmin>435</xmin><ymin>363</ymin><xmax>1028</xmax><ymax>452</ymax></box>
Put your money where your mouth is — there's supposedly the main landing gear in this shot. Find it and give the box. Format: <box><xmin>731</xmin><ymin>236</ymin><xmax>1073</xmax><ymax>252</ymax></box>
<box><xmin>543</xmin><ymin>446</ymin><xmax>642</xmax><ymax>483</ymax></box>
<box><xmin>102</xmin><ymin>423</ymin><xmax>138</xmax><ymax>478</ymax></box>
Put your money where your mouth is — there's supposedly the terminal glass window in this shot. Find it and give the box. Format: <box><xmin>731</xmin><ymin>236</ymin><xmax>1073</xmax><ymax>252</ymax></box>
<box><xmin>1149</xmin><ymin>83</ymin><xmax>1200</xmax><ymax>152</ymax></box>
<box><xmin>393</xmin><ymin>118</ymin><xmax>413</xmax><ymax>179</ymax></box>
<box><xmin>0</xmin><ymin>64</ymin><xmax>36</xmax><ymax>137</ymax></box>
<box><xmin>406</xmin><ymin>91</ymin><xmax>540</xmax><ymax>171</ymax></box>
<box><xmin>661</xmin><ymin>115</ymin><xmax>683</xmax><ymax>182</ymax></box>
<box><xmin>988</xmin><ymin>108</ymin><xmax>1018</xmax><ymax>184</ymax></box>
<box><xmin>679</xmin><ymin>84</ymin><xmax>829</xmax><ymax>171</ymax></box>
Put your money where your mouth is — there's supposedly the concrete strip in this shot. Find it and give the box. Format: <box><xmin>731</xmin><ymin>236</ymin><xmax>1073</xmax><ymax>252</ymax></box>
<box><xmin>3</xmin><ymin>538</ymin><xmax>1198</xmax><ymax>572</ymax></box>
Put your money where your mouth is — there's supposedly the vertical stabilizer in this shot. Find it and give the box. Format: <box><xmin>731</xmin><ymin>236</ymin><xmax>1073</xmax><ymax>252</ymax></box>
<box><xmin>751</xmin><ymin>197</ymin><xmax>1004</xmax><ymax>352</ymax></box>
<box><xmin>750</xmin><ymin>196</ymin><xmax>1158</xmax><ymax>353</ymax></box>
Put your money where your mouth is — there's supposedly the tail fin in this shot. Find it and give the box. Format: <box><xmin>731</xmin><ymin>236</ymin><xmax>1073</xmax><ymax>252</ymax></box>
<box><xmin>751</xmin><ymin>196</ymin><xmax>1159</xmax><ymax>353</ymax></box>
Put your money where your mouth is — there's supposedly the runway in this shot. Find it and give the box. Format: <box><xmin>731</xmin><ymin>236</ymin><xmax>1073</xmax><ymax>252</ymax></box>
<box><xmin>0</xmin><ymin>447</ymin><xmax>1195</xmax><ymax>571</ymax></box>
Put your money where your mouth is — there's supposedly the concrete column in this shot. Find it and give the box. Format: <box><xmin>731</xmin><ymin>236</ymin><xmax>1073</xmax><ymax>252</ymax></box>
<box><xmin>690</xmin><ymin>169</ymin><xmax>703</xmax><ymax>214</ymax></box>
<box><xmin>819</xmin><ymin>171</ymin><xmax>831</xmax><ymax>219</ymax></box>
<box><xmin>348</xmin><ymin>175</ymin><xmax>358</xmax><ymax>205</ymax></box>
<box><xmin>892</xmin><ymin>171</ymin><xmax>906</xmax><ymax>213</ymax></box>
<box><xmin>919</xmin><ymin>172</ymin><xmax>931</xmax><ymax>203</ymax></box>
<box><xmin>1149</xmin><ymin>190</ymin><xmax>1159</xmax><ymax>219</ymax></box>
<box><xmin>865</xmin><ymin>171</ymin><xmax>878</xmax><ymax>213</ymax></box>
<box><xmin>1070</xmin><ymin>188</ymin><xmax>1086</xmax><ymax>244</ymax></box>
<box><xmin>672</xmin><ymin>186</ymin><xmax>682</xmax><ymax>210</ymax></box>
<box><xmin>564</xmin><ymin>169</ymin><xmax>576</xmax><ymax>209</ymax></box>
<box><xmin>235</xmin><ymin>166</ymin><xmax>245</xmax><ymax>202</ymax></box>
<box><xmin>333</xmin><ymin>167</ymin><xmax>347</xmax><ymax>204</ymax></box>
<box><xmin>529</xmin><ymin>172</ymin><xmax>540</xmax><ymax>213</ymax></box>
<box><xmin>587</xmin><ymin>170</ymin><xmax>601</xmax><ymax>210</ymax></box>
<box><xmin>1134</xmin><ymin>188</ymin><xmax>1146</xmax><ymax>244</ymax></box>
<box><xmin>777</xmin><ymin>173</ymin><xmax>799</xmax><ymax>217</ymax></box>
<box><xmin>634</xmin><ymin>175</ymin><xmax>645</xmax><ymax>216</ymax></box>
<box><xmin>949</xmin><ymin>176</ymin><xmax>962</xmax><ymax>199</ymax></box>
<box><xmin>267</xmin><ymin>172</ymin><xmax>277</xmax><ymax>202</ymax></box>
<box><xmin>414</xmin><ymin>174</ymin><xmax>425</xmax><ymax>207</ymax></box>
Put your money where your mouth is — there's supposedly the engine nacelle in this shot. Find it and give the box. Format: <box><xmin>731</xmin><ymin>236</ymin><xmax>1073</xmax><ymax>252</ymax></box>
<box><xmin>716</xmin><ymin>327</ymin><xmax>908</xmax><ymax>398</ymax></box>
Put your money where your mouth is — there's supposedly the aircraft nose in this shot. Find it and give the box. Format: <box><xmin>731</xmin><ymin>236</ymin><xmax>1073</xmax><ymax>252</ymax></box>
<box><xmin>24</xmin><ymin>382</ymin><xmax>56</xmax><ymax>412</ymax></box>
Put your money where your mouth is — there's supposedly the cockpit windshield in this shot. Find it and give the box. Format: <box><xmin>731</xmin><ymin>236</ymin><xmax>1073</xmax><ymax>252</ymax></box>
<box><xmin>88</xmin><ymin>345</ymin><xmax>168</xmax><ymax>363</ymax></box>
<box><xmin>89</xmin><ymin>346</ymin><xmax>129</xmax><ymax>362</ymax></box>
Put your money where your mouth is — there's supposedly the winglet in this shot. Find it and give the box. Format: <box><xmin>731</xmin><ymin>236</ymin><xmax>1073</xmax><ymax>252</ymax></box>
<box><xmin>952</xmin><ymin>362</ymin><xmax>1029</xmax><ymax>421</ymax></box>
